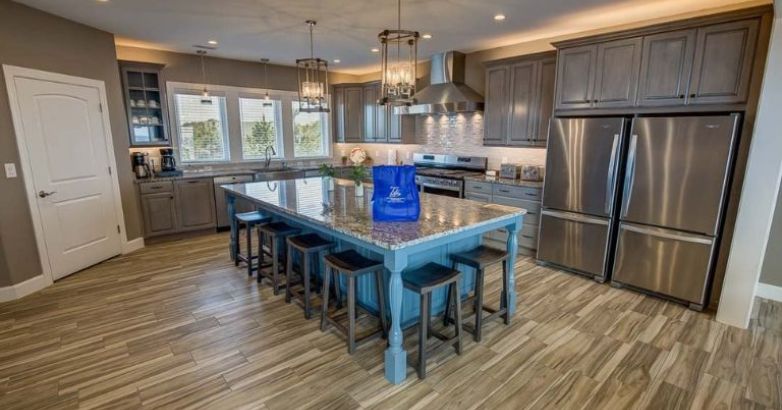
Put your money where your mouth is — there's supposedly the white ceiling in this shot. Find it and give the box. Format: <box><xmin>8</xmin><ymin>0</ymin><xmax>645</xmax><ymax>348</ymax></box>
<box><xmin>15</xmin><ymin>0</ymin><xmax>764</xmax><ymax>74</ymax></box>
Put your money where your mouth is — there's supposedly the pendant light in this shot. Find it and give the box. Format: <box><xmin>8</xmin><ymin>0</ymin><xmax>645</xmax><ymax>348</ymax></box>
<box><xmin>379</xmin><ymin>0</ymin><xmax>419</xmax><ymax>105</ymax></box>
<box><xmin>296</xmin><ymin>20</ymin><xmax>330</xmax><ymax>113</ymax></box>
<box><xmin>260</xmin><ymin>58</ymin><xmax>271</xmax><ymax>102</ymax></box>
<box><xmin>196</xmin><ymin>50</ymin><xmax>212</xmax><ymax>105</ymax></box>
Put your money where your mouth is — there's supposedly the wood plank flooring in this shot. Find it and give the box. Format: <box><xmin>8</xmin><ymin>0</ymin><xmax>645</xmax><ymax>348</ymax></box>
<box><xmin>0</xmin><ymin>232</ymin><xmax>779</xmax><ymax>409</ymax></box>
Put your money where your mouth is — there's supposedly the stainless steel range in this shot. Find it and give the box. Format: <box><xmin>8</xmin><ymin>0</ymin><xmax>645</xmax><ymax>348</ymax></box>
<box><xmin>413</xmin><ymin>153</ymin><xmax>488</xmax><ymax>198</ymax></box>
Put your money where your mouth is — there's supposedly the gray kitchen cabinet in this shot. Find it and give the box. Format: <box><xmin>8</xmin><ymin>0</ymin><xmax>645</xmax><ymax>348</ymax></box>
<box><xmin>485</xmin><ymin>52</ymin><xmax>556</xmax><ymax>147</ymax></box>
<box><xmin>333</xmin><ymin>86</ymin><xmax>345</xmax><ymax>142</ymax></box>
<box><xmin>333</xmin><ymin>82</ymin><xmax>415</xmax><ymax>144</ymax></box>
<box><xmin>592</xmin><ymin>38</ymin><xmax>642</xmax><ymax>108</ymax></box>
<box><xmin>363</xmin><ymin>84</ymin><xmax>379</xmax><ymax>141</ymax></box>
<box><xmin>141</xmin><ymin>192</ymin><xmax>177</xmax><ymax>236</ymax></box>
<box><xmin>554</xmin><ymin>45</ymin><xmax>597</xmax><ymax>110</ymax></box>
<box><xmin>637</xmin><ymin>29</ymin><xmax>697</xmax><ymax>106</ymax></box>
<box><xmin>174</xmin><ymin>179</ymin><xmax>216</xmax><ymax>231</ymax></box>
<box><xmin>388</xmin><ymin>111</ymin><xmax>415</xmax><ymax>143</ymax></box>
<box><xmin>343</xmin><ymin>86</ymin><xmax>364</xmax><ymax>142</ymax></box>
<box><xmin>688</xmin><ymin>19</ymin><xmax>758</xmax><ymax>105</ymax></box>
<box><xmin>483</xmin><ymin>65</ymin><xmax>510</xmax><ymax>145</ymax></box>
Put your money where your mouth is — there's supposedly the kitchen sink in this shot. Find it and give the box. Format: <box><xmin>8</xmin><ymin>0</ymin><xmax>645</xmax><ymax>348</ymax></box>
<box><xmin>254</xmin><ymin>168</ymin><xmax>305</xmax><ymax>181</ymax></box>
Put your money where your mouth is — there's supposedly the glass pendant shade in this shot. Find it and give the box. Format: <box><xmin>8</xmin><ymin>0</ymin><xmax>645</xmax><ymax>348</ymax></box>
<box><xmin>378</xmin><ymin>1</ymin><xmax>419</xmax><ymax>105</ymax></box>
<box><xmin>296</xmin><ymin>20</ymin><xmax>330</xmax><ymax>113</ymax></box>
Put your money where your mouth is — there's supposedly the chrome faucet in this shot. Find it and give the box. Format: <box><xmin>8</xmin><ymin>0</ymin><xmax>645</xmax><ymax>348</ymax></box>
<box><xmin>264</xmin><ymin>146</ymin><xmax>276</xmax><ymax>168</ymax></box>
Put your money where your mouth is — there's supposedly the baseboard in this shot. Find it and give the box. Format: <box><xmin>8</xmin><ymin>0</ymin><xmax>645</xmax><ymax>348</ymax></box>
<box><xmin>122</xmin><ymin>237</ymin><xmax>145</xmax><ymax>254</ymax></box>
<box><xmin>755</xmin><ymin>282</ymin><xmax>782</xmax><ymax>302</ymax></box>
<box><xmin>0</xmin><ymin>274</ymin><xmax>51</xmax><ymax>303</ymax></box>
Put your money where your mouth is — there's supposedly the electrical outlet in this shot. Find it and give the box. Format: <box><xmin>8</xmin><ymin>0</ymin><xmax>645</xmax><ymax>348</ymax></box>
<box><xmin>4</xmin><ymin>163</ymin><xmax>17</xmax><ymax>178</ymax></box>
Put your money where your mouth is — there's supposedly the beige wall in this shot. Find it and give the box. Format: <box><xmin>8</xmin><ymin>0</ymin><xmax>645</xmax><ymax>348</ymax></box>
<box><xmin>0</xmin><ymin>0</ymin><xmax>141</xmax><ymax>287</ymax></box>
<box><xmin>760</xmin><ymin>175</ymin><xmax>782</xmax><ymax>287</ymax></box>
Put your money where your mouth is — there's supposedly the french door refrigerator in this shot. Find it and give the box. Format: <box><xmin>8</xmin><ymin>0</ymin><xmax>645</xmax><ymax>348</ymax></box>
<box><xmin>611</xmin><ymin>114</ymin><xmax>740</xmax><ymax>310</ymax></box>
<box><xmin>537</xmin><ymin>117</ymin><xmax>628</xmax><ymax>282</ymax></box>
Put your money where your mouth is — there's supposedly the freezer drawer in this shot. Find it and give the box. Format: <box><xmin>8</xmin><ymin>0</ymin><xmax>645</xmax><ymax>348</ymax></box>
<box><xmin>537</xmin><ymin>209</ymin><xmax>611</xmax><ymax>278</ymax></box>
<box><xmin>621</xmin><ymin>115</ymin><xmax>739</xmax><ymax>235</ymax></box>
<box><xmin>612</xmin><ymin>222</ymin><xmax>716</xmax><ymax>306</ymax></box>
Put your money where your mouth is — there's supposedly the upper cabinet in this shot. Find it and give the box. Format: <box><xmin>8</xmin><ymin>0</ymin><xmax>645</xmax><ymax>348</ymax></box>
<box><xmin>332</xmin><ymin>82</ymin><xmax>415</xmax><ymax>144</ymax></box>
<box><xmin>485</xmin><ymin>53</ymin><xmax>556</xmax><ymax>147</ymax></box>
<box><xmin>120</xmin><ymin>61</ymin><xmax>171</xmax><ymax>147</ymax></box>
<box><xmin>553</xmin><ymin>13</ymin><xmax>763</xmax><ymax>113</ymax></box>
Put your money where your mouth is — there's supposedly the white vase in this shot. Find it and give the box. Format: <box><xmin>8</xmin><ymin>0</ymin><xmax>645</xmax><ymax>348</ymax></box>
<box><xmin>328</xmin><ymin>177</ymin><xmax>335</xmax><ymax>191</ymax></box>
<box><xmin>355</xmin><ymin>183</ymin><xmax>364</xmax><ymax>197</ymax></box>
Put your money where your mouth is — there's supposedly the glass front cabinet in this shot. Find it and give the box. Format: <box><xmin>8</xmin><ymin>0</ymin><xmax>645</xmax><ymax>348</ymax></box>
<box><xmin>120</xmin><ymin>61</ymin><xmax>171</xmax><ymax>147</ymax></box>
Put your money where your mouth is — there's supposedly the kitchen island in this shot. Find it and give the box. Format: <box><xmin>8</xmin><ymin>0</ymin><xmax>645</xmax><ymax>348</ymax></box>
<box><xmin>222</xmin><ymin>177</ymin><xmax>525</xmax><ymax>384</ymax></box>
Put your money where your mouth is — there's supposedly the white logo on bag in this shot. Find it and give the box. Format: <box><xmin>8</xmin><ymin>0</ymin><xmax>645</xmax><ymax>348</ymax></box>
<box><xmin>388</xmin><ymin>186</ymin><xmax>404</xmax><ymax>203</ymax></box>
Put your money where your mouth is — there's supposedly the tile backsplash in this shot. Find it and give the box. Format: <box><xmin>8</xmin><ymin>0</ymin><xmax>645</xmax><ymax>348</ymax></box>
<box><xmin>334</xmin><ymin>112</ymin><xmax>547</xmax><ymax>170</ymax></box>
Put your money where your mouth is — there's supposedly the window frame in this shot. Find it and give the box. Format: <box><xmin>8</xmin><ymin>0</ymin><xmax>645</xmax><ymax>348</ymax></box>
<box><xmin>166</xmin><ymin>81</ymin><xmax>331</xmax><ymax>165</ymax></box>
<box><xmin>170</xmin><ymin>90</ymin><xmax>231</xmax><ymax>163</ymax></box>
<box><xmin>291</xmin><ymin>100</ymin><xmax>331</xmax><ymax>159</ymax></box>
<box><xmin>238</xmin><ymin>94</ymin><xmax>285</xmax><ymax>160</ymax></box>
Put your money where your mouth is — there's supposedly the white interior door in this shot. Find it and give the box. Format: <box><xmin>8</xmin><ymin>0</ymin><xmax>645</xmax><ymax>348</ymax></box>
<box><xmin>12</xmin><ymin>75</ymin><xmax>122</xmax><ymax>280</ymax></box>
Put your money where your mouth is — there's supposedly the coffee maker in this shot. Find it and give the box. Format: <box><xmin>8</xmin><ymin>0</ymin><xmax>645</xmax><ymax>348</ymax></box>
<box><xmin>131</xmin><ymin>152</ymin><xmax>151</xmax><ymax>179</ymax></box>
<box><xmin>160</xmin><ymin>148</ymin><xmax>177</xmax><ymax>172</ymax></box>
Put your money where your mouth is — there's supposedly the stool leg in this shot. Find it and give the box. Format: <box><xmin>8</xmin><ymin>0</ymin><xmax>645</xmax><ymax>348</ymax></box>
<box><xmin>418</xmin><ymin>293</ymin><xmax>429</xmax><ymax>379</ymax></box>
<box><xmin>474</xmin><ymin>268</ymin><xmax>485</xmax><ymax>342</ymax></box>
<box><xmin>453</xmin><ymin>283</ymin><xmax>463</xmax><ymax>355</ymax></box>
<box><xmin>502</xmin><ymin>260</ymin><xmax>510</xmax><ymax>325</ymax></box>
<box><xmin>426</xmin><ymin>293</ymin><xmax>433</xmax><ymax>340</ymax></box>
<box><xmin>347</xmin><ymin>276</ymin><xmax>356</xmax><ymax>354</ymax></box>
<box><xmin>303</xmin><ymin>253</ymin><xmax>312</xmax><ymax>319</ymax></box>
<box><xmin>334</xmin><ymin>271</ymin><xmax>343</xmax><ymax>310</ymax></box>
<box><xmin>374</xmin><ymin>270</ymin><xmax>388</xmax><ymax>339</ymax></box>
<box><xmin>320</xmin><ymin>267</ymin><xmax>331</xmax><ymax>332</ymax></box>
<box><xmin>443</xmin><ymin>261</ymin><xmax>456</xmax><ymax>326</ymax></box>
<box><xmin>285</xmin><ymin>244</ymin><xmax>294</xmax><ymax>303</ymax></box>
<box><xmin>246</xmin><ymin>225</ymin><xmax>253</xmax><ymax>276</ymax></box>
<box><xmin>256</xmin><ymin>231</ymin><xmax>265</xmax><ymax>284</ymax></box>
<box><xmin>272</xmin><ymin>236</ymin><xmax>281</xmax><ymax>295</ymax></box>
<box><xmin>233</xmin><ymin>222</ymin><xmax>241</xmax><ymax>266</ymax></box>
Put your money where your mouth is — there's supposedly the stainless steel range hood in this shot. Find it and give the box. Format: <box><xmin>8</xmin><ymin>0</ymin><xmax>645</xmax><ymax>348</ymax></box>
<box><xmin>395</xmin><ymin>51</ymin><xmax>484</xmax><ymax>115</ymax></box>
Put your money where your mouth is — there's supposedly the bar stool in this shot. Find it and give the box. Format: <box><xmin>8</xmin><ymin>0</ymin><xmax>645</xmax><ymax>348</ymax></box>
<box><xmin>404</xmin><ymin>262</ymin><xmax>463</xmax><ymax>379</ymax></box>
<box><xmin>445</xmin><ymin>245</ymin><xmax>509</xmax><ymax>342</ymax></box>
<box><xmin>233</xmin><ymin>211</ymin><xmax>271</xmax><ymax>277</ymax></box>
<box><xmin>257</xmin><ymin>221</ymin><xmax>301</xmax><ymax>294</ymax></box>
<box><xmin>320</xmin><ymin>249</ymin><xmax>388</xmax><ymax>354</ymax></box>
<box><xmin>285</xmin><ymin>233</ymin><xmax>334</xmax><ymax>319</ymax></box>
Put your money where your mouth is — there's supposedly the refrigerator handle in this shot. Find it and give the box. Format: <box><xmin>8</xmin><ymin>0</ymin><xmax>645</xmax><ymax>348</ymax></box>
<box><xmin>621</xmin><ymin>223</ymin><xmax>714</xmax><ymax>245</ymax></box>
<box><xmin>605</xmin><ymin>133</ymin><xmax>620</xmax><ymax>214</ymax></box>
<box><xmin>541</xmin><ymin>209</ymin><xmax>609</xmax><ymax>226</ymax></box>
<box><xmin>620</xmin><ymin>134</ymin><xmax>638</xmax><ymax>218</ymax></box>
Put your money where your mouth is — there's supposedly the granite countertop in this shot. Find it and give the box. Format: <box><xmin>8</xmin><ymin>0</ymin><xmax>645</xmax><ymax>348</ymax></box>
<box><xmin>222</xmin><ymin>177</ymin><xmax>525</xmax><ymax>250</ymax></box>
<box><xmin>134</xmin><ymin>163</ymin><xmax>358</xmax><ymax>184</ymax></box>
<box><xmin>464</xmin><ymin>175</ymin><xmax>544</xmax><ymax>189</ymax></box>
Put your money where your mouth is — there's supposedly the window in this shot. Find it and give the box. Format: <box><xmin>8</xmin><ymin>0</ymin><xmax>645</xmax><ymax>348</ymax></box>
<box><xmin>292</xmin><ymin>101</ymin><xmax>329</xmax><ymax>158</ymax></box>
<box><xmin>239</xmin><ymin>97</ymin><xmax>283</xmax><ymax>160</ymax></box>
<box><xmin>174</xmin><ymin>94</ymin><xmax>229</xmax><ymax>162</ymax></box>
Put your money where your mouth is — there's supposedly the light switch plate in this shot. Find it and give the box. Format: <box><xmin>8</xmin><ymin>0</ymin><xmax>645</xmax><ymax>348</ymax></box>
<box><xmin>4</xmin><ymin>163</ymin><xmax>17</xmax><ymax>178</ymax></box>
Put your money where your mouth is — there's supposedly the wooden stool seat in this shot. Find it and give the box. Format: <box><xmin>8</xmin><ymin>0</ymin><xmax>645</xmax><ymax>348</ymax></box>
<box><xmin>257</xmin><ymin>222</ymin><xmax>301</xmax><ymax>294</ymax></box>
<box><xmin>403</xmin><ymin>262</ymin><xmax>463</xmax><ymax>379</ymax></box>
<box><xmin>232</xmin><ymin>211</ymin><xmax>271</xmax><ymax>277</ymax></box>
<box><xmin>446</xmin><ymin>246</ymin><xmax>510</xmax><ymax>342</ymax></box>
<box><xmin>286</xmin><ymin>233</ymin><xmax>334</xmax><ymax>319</ymax></box>
<box><xmin>320</xmin><ymin>250</ymin><xmax>387</xmax><ymax>354</ymax></box>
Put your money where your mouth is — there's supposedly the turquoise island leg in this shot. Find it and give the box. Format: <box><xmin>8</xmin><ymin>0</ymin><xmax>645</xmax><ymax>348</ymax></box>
<box><xmin>505</xmin><ymin>218</ymin><xmax>520</xmax><ymax>317</ymax></box>
<box><xmin>384</xmin><ymin>252</ymin><xmax>409</xmax><ymax>384</ymax></box>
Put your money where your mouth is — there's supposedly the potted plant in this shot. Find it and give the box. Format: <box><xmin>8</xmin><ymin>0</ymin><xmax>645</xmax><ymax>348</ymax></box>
<box><xmin>319</xmin><ymin>163</ymin><xmax>336</xmax><ymax>190</ymax></box>
<box><xmin>350</xmin><ymin>165</ymin><xmax>368</xmax><ymax>197</ymax></box>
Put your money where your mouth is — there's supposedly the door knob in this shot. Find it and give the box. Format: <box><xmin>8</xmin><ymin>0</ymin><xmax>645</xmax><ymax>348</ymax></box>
<box><xmin>38</xmin><ymin>190</ymin><xmax>56</xmax><ymax>198</ymax></box>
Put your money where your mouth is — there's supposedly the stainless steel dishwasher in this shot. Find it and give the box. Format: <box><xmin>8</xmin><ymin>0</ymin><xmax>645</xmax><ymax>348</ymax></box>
<box><xmin>213</xmin><ymin>175</ymin><xmax>255</xmax><ymax>229</ymax></box>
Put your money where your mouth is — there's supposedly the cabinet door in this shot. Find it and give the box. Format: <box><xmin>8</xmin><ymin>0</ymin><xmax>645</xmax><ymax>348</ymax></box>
<box><xmin>333</xmin><ymin>87</ymin><xmax>346</xmax><ymax>142</ymax></box>
<box><xmin>555</xmin><ymin>45</ymin><xmax>597</xmax><ymax>110</ymax></box>
<box><xmin>344</xmin><ymin>87</ymin><xmax>364</xmax><ymax>142</ymax></box>
<box><xmin>389</xmin><ymin>112</ymin><xmax>415</xmax><ymax>144</ymax></box>
<box><xmin>507</xmin><ymin>61</ymin><xmax>537</xmax><ymax>145</ymax></box>
<box><xmin>141</xmin><ymin>192</ymin><xmax>177</xmax><ymax>236</ymax></box>
<box><xmin>363</xmin><ymin>85</ymin><xmax>378</xmax><ymax>141</ymax></box>
<box><xmin>688</xmin><ymin>19</ymin><xmax>758</xmax><ymax>105</ymax></box>
<box><xmin>484</xmin><ymin>65</ymin><xmax>510</xmax><ymax>144</ymax></box>
<box><xmin>593</xmin><ymin>38</ymin><xmax>642</xmax><ymax>108</ymax></box>
<box><xmin>174</xmin><ymin>179</ymin><xmax>216</xmax><ymax>230</ymax></box>
<box><xmin>376</xmin><ymin>96</ymin><xmax>389</xmax><ymax>143</ymax></box>
<box><xmin>637</xmin><ymin>30</ymin><xmax>696</xmax><ymax>106</ymax></box>
<box><xmin>532</xmin><ymin>58</ymin><xmax>556</xmax><ymax>145</ymax></box>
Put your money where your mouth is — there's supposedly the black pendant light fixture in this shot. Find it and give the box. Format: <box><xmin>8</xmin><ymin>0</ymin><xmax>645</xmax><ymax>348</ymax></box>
<box><xmin>379</xmin><ymin>0</ymin><xmax>419</xmax><ymax>105</ymax></box>
<box><xmin>296</xmin><ymin>20</ymin><xmax>330</xmax><ymax>113</ymax></box>
<box><xmin>196</xmin><ymin>49</ymin><xmax>212</xmax><ymax>105</ymax></box>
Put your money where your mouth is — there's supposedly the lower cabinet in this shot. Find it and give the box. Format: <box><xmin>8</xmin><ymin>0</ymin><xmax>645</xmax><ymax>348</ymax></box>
<box><xmin>139</xmin><ymin>178</ymin><xmax>216</xmax><ymax>237</ymax></box>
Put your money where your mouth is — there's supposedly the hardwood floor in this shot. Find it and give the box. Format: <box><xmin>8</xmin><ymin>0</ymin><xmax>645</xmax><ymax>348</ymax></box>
<box><xmin>0</xmin><ymin>232</ymin><xmax>779</xmax><ymax>409</ymax></box>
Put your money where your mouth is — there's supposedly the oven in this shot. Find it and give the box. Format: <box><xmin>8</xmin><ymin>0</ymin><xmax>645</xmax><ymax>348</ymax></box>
<box><xmin>415</xmin><ymin>175</ymin><xmax>464</xmax><ymax>198</ymax></box>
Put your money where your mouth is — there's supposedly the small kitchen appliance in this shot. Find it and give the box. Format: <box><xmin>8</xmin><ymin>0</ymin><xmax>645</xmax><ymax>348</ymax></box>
<box><xmin>131</xmin><ymin>152</ymin><xmax>151</xmax><ymax>179</ymax></box>
<box><xmin>521</xmin><ymin>165</ymin><xmax>544</xmax><ymax>181</ymax></box>
<box><xmin>499</xmin><ymin>164</ymin><xmax>522</xmax><ymax>179</ymax></box>
<box><xmin>160</xmin><ymin>148</ymin><xmax>177</xmax><ymax>172</ymax></box>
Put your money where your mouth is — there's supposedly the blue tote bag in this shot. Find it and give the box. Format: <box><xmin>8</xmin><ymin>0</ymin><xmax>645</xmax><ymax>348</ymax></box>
<box><xmin>372</xmin><ymin>165</ymin><xmax>420</xmax><ymax>222</ymax></box>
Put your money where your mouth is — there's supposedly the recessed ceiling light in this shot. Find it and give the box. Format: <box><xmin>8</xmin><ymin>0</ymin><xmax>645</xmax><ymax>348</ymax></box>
<box><xmin>207</xmin><ymin>40</ymin><xmax>218</xmax><ymax>45</ymax></box>
<box><xmin>422</xmin><ymin>33</ymin><xmax>432</xmax><ymax>39</ymax></box>
<box><xmin>333</xmin><ymin>59</ymin><xmax>341</xmax><ymax>63</ymax></box>
<box><xmin>371</xmin><ymin>48</ymin><xmax>380</xmax><ymax>53</ymax></box>
<box><xmin>494</xmin><ymin>14</ymin><xmax>506</xmax><ymax>21</ymax></box>
<box><xmin>96</xmin><ymin>0</ymin><xmax>109</xmax><ymax>3</ymax></box>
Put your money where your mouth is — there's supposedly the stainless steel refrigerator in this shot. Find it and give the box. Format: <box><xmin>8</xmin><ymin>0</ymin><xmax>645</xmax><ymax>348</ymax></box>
<box><xmin>537</xmin><ymin>117</ymin><xmax>628</xmax><ymax>282</ymax></box>
<box><xmin>611</xmin><ymin>114</ymin><xmax>739</xmax><ymax>310</ymax></box>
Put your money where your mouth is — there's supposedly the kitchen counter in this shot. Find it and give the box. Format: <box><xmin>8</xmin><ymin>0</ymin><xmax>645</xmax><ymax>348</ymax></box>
<box><xmin>133</xmin><ymin>163</ymin><xmax>359</xmax><ymax>183</ymax></box>
<box><xmin>464</xmin><ymin>175</ymin><xmax>544</xmax><ymax>189</ymax></box>
<box><xmin>222</xmin><ymin>176</ymin><xmax>525</xmax><ymax>384</ymax></box>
